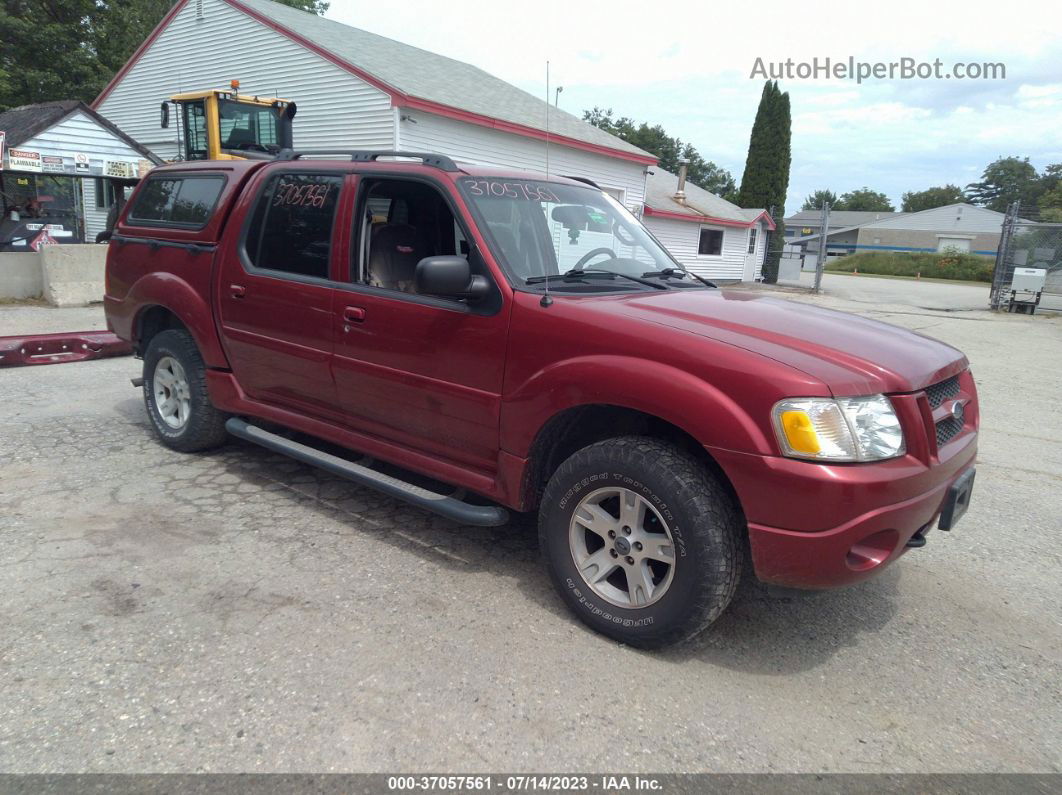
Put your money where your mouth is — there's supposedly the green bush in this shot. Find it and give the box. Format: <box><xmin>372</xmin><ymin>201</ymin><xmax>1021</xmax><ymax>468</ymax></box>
<box><xmin>824</xmin><ymin>251</ymin><xmax>994</xmax><ymax>282</ymax></box>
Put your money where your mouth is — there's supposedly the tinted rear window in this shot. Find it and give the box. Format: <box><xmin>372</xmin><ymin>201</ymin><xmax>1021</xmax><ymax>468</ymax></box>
<box><xmin>128</xmin><ymin>175</ymin><xmax>226</xmax><ymax>228</ymax></box>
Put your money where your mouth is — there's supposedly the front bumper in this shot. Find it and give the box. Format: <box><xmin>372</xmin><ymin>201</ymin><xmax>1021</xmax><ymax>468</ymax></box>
<box><xmin>709</xmin><ymin>431</ymin><xmax>977</xmax><ymax>589</ymax></box>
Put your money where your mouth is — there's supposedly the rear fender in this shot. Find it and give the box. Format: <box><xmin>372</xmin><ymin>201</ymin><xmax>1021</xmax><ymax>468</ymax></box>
<box><xmin>128</xmin><ymin>273</ymin><xmax>228</xmax><ymax>368</ymax></box>
<box><xmin>501</xmin><ymin>355</ymin><xmax>773</xmax><ymax>457</ymax></box>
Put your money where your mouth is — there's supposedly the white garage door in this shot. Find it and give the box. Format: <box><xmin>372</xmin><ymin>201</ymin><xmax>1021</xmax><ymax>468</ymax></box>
<box><xmin>937</xmin><ymin>237</ymin><xmax>971</xmax><ymax>253</ymax></box>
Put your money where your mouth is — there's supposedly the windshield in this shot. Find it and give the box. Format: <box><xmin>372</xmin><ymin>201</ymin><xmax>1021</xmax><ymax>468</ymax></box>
<box><xmin>458</xmin><ymin>178</ymin><xmax>683</xmax><ymax>289</ymax></box>
<box><xmin>217</xmin><ymin>99</ymin><xmax>284</xmax><ymax>152</ymax></box>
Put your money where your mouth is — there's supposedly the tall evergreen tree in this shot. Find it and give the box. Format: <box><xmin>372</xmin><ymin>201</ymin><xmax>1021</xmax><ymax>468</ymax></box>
<box><xmin>736</xmin><ymin>81</ymin><xmax>791</xmax><ymax>283</ymax></box>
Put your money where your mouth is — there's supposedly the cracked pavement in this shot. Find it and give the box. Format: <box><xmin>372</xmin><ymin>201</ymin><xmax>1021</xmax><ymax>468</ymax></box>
<box><xmin>1</xmin><ymin>280</ymin><xmax>1060</xmax><ymax>773</ymax></box>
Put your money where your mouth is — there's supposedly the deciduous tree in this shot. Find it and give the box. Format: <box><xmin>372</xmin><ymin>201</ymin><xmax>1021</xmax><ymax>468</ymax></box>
<box><xmin>583</xmin><ymin>107</ymin><xmax>736</xmax><ymax>198</ymax></box>
<box><xmin>801</xmin><ymin>189</ymin><xmax>837</xmax><ymax>211</ymax></box>
<box><xmin>900</xmin><ymin>185</ymin><xmax>965</xmax><ymax>212</ymax></box>
<box><xmin>0</xmin><ymin>0</ymin><xmax>328</xmax><ymax>111</ymax></box>
<box><xmin>835</xmin><ymin>187</ymin><xmax>894</xmax><ymax>212</ymax></box>
<box><xmin>965</xmin><ymin>156</ymin><xmax>1042</xmax><ymax>212</ymax></box>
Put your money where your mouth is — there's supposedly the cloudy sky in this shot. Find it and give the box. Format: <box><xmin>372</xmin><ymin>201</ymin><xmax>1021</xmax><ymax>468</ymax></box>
<box><xmin>325</xmin><ymin>0</ymin><xmax>1062</xmax><ymax>213</ymax></box>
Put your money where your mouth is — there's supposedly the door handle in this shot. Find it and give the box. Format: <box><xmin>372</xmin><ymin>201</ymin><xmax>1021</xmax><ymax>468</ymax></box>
<box><xmin>343</xmin><ymin>306</ymin><xmax>366</xmax><ymax>323</ymax></box>
<box><xmin>230</xmin><ymin>284</ymin><xmax>246</xmax><ymax>299</ymax></box>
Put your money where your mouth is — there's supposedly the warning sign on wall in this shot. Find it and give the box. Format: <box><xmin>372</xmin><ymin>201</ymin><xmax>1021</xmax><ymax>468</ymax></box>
<box><xmin>29</xmin><ymin>229</ymin><xmax>58</xmax><ymax>251</ymax></box>
<box><xmin>103</xmin><ymin>159</ymin><xmax>136</xmax><ymax>179</ymax></box>
<box><xmin>8</xmin><ymin>148</ymin><xmax>42</xmax><ymax>172</ymax></box>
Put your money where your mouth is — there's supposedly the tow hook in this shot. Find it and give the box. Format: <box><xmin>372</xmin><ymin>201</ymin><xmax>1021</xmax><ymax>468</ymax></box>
<box><xmin>906</xmin><ymin>528</ymin><xmax>928</xmax><ymax>548</ymax></box>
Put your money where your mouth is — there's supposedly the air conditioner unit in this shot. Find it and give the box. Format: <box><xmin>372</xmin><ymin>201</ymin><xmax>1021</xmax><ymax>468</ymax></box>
<box><xmin>1007</xmin><ymin>267</ymin><xmax>1046</xmax><ymax>315</ymax></box>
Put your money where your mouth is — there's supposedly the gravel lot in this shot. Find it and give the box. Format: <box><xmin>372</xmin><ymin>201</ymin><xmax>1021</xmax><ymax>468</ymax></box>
<box><xmin>1</xmin><ymin>278</ymin><xmax>1060</xmax><ymax>774</ymax></box>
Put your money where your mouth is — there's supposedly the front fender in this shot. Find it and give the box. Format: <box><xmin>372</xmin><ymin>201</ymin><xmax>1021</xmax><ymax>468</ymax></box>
<box><xmin>125</xmin><ymin>272</ymin><xmax>228</xmax><ymax>369</ymax></box>
<box><xmin>500</xmin><ymin>354</ymin><xmax>775</xmax><ymax>458</ymax></box>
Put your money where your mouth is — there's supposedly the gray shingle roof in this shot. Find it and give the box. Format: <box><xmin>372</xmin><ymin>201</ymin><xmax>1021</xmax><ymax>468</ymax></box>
<box><xmin>785</xmin><ymin>209</ymin><xmax>904</xmax><ymax>228</ymax></box>
<box><xmin>233</xmin><ymin>0</ymin><xmax>653</xmax><ymax>159</ymax></box>
<box><xmin>0</xmin><ymin>101</ymin><xmax>82</xmax><ymax>148</ymax></box>
<box><xmin>0</xmin><ymin>100</ymin><xmax>160</xmax><ymax>162</ymax></box>
<box><xmin>644</xmin><ymin>168</ymin><xmax>763</xmax><ymax>223</ymax></box>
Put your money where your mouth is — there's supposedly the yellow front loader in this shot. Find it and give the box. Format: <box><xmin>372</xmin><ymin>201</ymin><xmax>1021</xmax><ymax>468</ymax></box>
<box><xmin>161</xmin><ymin>80</ymin><xmax>297</xmax><ymax>161</ymax></box>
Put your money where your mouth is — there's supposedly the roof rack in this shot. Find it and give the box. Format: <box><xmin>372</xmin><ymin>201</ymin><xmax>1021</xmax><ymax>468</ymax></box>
<box><xmin>561</xmin><ymin>175</ymin><xmax>601</xmax><ymax>189</ymax></box>
<box><xmin>273</xmin><ymin>149</ymin><xmax>462</xmax><ymax>172</ymax></box>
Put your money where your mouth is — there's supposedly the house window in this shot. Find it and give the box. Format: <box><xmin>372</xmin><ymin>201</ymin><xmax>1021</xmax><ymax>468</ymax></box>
<box><xmin>94</xmin><ymin>178</ymin><xmax>115</xmax><ymax>210</ymax></box>
<box><xmin>748</xmin><ymin>227</ymin><xmax>758</xmax><ymax>254</ymax></box>
<box><xmin>600</xmin><ymin>185</ymin><xmax>626</xmax><ymax>208</ymax></box>
<box><xmin>698</xmin><ymin>228</ymin><xmax>723</xmax><ymax>256</ymax></box>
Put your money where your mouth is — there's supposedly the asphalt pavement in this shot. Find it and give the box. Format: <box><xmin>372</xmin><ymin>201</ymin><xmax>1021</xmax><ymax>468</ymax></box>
<box><xmin>1</xmin><ymin>280</ymin><xmax>1059</xmax><ymax>773</ymax></box>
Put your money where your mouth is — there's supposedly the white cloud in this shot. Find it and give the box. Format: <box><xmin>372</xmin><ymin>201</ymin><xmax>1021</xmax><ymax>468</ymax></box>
<box><xmin>323</xmin><ymin>0</ymin><xmax>1062</xmax><ymax>211</ymax></box>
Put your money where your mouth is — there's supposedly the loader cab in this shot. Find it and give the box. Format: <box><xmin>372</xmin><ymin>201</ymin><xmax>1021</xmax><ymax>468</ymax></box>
<box><xmin>162</xmin><ymin>83</ymin><xmax>296</xmax><ymax>161</ymax></box>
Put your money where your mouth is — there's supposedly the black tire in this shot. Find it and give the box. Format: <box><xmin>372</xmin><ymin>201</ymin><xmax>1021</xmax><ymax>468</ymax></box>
<box><xmin>538</xmin><ymin>436</ymin><xmax>742</xmax><ymax>648</ymax></box>
<box><xmin>142</xmin><ymin>329</ymin><xmax>229</xmax><ymax>453</ymax></box>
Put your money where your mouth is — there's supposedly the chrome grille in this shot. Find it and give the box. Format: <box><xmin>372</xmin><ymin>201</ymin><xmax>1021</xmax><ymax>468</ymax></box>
<box><xmin>925</xmin><ymin>375</ymin><xmax>960</xmax><ymax>409</ymax></box>
<box><xmin>936</xmin><ymin>416</ymin><xmax>963</xmax><ymax>447</ymax></box>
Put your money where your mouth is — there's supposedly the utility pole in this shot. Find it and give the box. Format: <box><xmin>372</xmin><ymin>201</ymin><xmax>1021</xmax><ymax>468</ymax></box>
<box><xmin>814</xmin><ymin>202</ymin><xmax>830</xmax><ymax>293</ymax></box>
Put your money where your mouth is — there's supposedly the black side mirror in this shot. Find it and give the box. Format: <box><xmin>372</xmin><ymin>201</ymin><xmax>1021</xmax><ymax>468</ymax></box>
<box><xmin>95</xmin><ymin>230</ymin><xmax>113</xmax><ymax>243</ymax></box>
<box><xmin>160</xmin><ymin>102</ymin><xmax>169</xmax><ymax>129</ymax></box>
<box><xmin>415</xmin><ymin>256</ymin><xmax>489</xmax><ymax>300</ymax></box>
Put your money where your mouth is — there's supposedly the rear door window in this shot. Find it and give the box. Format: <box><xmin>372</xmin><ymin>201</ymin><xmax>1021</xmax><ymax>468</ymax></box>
<box><xmin>127</xmin><ymin>175</ymin><xmax>225</xmax><ymax>228</ymax></box>
<box><xmin>243</xmin><ymin>172</ymin><xmax>343</xmax><ymax>280</ymax></box>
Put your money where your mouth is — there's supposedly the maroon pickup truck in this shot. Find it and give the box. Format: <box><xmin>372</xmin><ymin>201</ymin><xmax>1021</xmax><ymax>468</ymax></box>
<box><xmin>104</xmin><ymin>151</ymin><xmax>978</xmax><ymax>647</ymax></box>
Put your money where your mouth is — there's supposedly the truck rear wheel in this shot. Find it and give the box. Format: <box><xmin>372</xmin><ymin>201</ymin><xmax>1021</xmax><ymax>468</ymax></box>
<box><xmin>538</xmin><ymin>437</ymin><xmax>742</xmax><ymax>648</ymax></box>
<box><xmin>142</xmin><ymin>329</ymin><xmax>228</xmax><ymax>453</ymax></box>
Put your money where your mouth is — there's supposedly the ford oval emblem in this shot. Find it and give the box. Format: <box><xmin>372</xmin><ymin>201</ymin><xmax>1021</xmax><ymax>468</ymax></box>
<box><xmin>951</xmin><ymin>401</ymin><xmax>965</xmax><ymax>422</ymax></box>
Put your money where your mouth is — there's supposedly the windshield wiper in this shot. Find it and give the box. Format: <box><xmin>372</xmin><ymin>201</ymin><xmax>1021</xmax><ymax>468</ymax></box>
<box><xmin>641</xmin><ymin>267</ymin><xmax>717</xmax><ymax>288</ymax></box>
<box><xmin>526</xmin><ymin>268</ymin><xmax>667</xmax><ymax>290</ymax></box>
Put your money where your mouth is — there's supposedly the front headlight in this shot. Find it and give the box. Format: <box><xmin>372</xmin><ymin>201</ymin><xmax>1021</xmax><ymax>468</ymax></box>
<box><xmin>772</xmin><ymin>395</ymin><xmax>905</xmax><ymax>462</ymax></box>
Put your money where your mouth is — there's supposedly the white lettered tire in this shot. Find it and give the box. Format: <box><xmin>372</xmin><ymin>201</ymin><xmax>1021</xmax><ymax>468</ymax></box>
<box><xmin>142</xmin><ymin>329</ymin><xmax>229</xmax><ymax>453</ymax></box>
<box><xmin>539</xmin><ymin>436</ymin><xmax>742</xmax><ymax>648</ymax></box>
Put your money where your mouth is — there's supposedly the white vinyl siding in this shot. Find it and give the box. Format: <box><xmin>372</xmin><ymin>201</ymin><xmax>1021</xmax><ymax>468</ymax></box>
<box><xmin>81</xmin><ymin>180</ymin><xmax>109</xmax><ymax>242</ymax></box>
<box><xmin>398</xmin><ymin>112</ymin><xmax>648</xmax><ymax>212</ymax></box>
<box><xmin>95</xmin><ymin>0</ymin><xmax>394</xmax><ymax>161</ymax></box>
<box><xmin>644</xmin><ymin>217</ymin><xmax>748</xmax><ymax>281</ymax></box>
<box><xmin>17</xmin><ymin>110</ymin><xmax>145</xmax><ymax>162</ymax></box>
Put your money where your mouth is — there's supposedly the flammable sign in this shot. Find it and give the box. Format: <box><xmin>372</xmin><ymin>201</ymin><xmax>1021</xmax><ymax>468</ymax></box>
<box><xmin>30</xmin><ymin>229</ymin><xmax>58</xmax><ymax>251</ymax></box>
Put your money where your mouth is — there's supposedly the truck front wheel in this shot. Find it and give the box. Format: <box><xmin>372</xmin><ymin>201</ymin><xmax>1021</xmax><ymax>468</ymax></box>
<box><xmin>539</xmin><ymin>437</ymin><xmax>742</xmax><ymax>648</ymax></box>
<box><xmin>142</xmin><ymin>329</ymin><xmax>229</xmax><ymax>453</ymax></box>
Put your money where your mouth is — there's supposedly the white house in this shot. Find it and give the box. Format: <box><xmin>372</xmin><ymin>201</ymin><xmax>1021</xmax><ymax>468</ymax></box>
<box><xmin>0</xmin><ymin>100</ymin><xmax>159</xmax><ymax>245</ymax></box>
<box><xmin>642</xmin><ymin>167</ymin><xmax>773</xmax><ymax>282</ymax></box>
<box><xmin>92</xmin><ymin>0</ymin><xmax>656</xmax><ymax>215</ymax></box>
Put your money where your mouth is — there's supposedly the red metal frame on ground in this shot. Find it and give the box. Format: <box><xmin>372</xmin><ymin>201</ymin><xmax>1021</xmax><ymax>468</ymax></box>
<box><xmin>0</xmin><ymin>331</ymin><xmax>133</xmax><ymax>367</ymax></box>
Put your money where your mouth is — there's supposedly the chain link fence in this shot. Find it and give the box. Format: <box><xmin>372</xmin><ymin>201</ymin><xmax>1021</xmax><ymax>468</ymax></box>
<box><xmin>990</xmin><ymin>204</ymin><xmax>1062</xmax><ymax>312</ymax></box>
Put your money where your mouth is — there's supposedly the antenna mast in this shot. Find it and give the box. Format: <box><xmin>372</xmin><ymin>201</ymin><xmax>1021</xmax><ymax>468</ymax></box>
<box><xmin>544</xmin><ymin>60</ymin><xmax>551</xmax><ymax>178</ymax></box>
<box><xmin>540</xmin><ymin>60</ymin><xmax>554</xmax><ymax>307</ymax></box>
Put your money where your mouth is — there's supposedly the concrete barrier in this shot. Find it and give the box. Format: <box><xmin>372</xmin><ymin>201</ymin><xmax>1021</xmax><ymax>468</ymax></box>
<box><xmin>40</xmin><ymin>244</ymin><xmax>108</xmax><ymax>307</ymax></box>
<box><xmin>0</xmin><ymin>252</ymin><xmax>44</xmax><ymax>299</ymax></box>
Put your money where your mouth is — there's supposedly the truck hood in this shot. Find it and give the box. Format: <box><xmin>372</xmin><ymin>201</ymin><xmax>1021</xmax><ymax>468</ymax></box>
<box><xmin>609</xmin><ymin>289</ymin><xmax>967</xmax><ymax>395</ymax></box>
